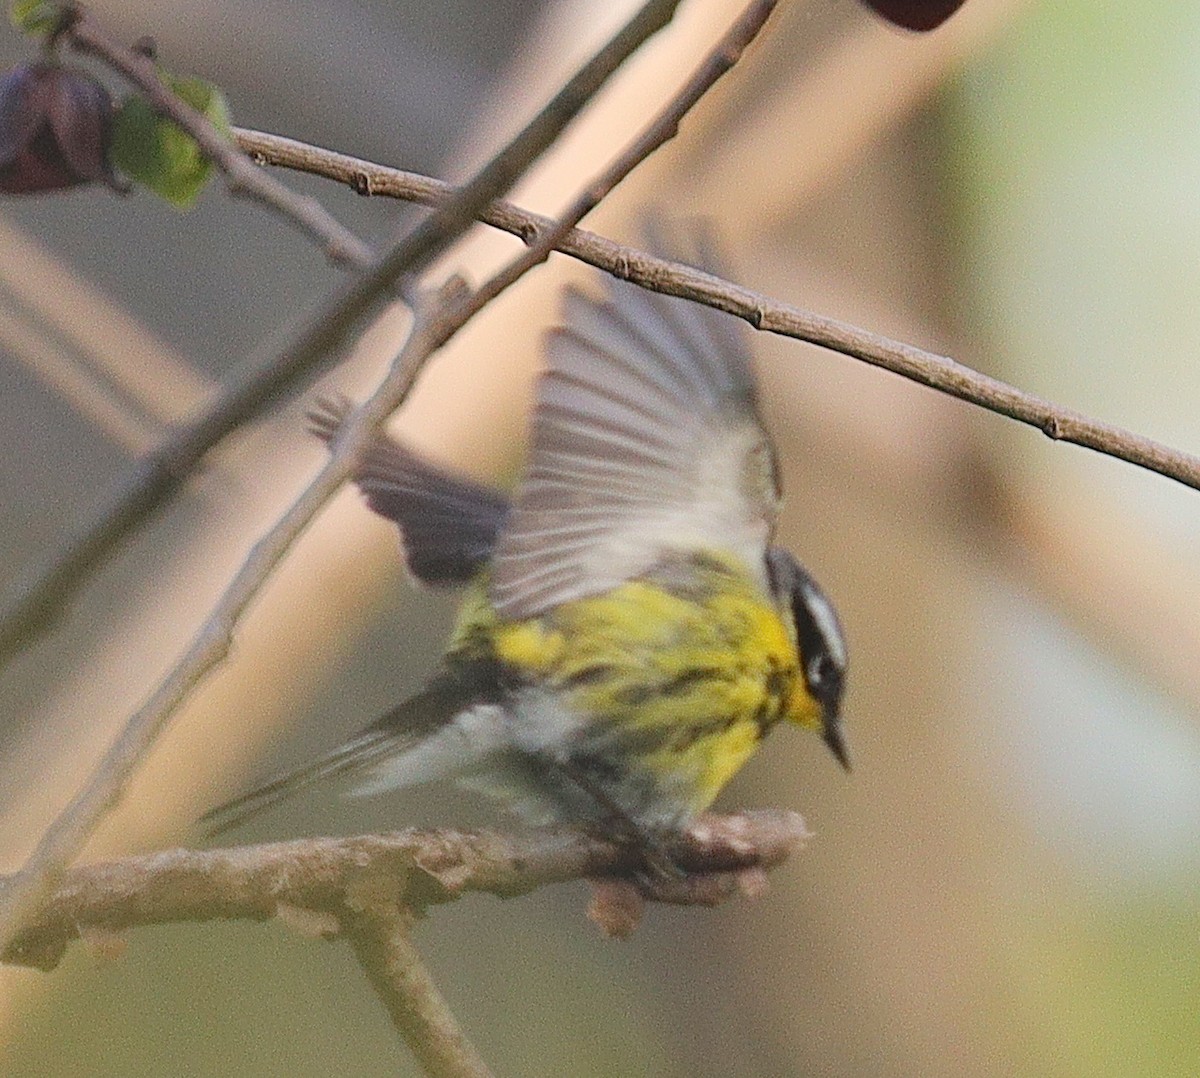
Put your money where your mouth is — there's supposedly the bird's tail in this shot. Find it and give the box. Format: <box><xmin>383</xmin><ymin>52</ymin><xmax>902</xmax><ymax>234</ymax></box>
<box><xmin>199</xmin><ymin>730</ymin><xmax>393</xmax><ymax>837</ymax></box>
<box><xmin>199</xmin><ymin>660</ymin><xmax>506</xmax><ymax>837</ymax></box>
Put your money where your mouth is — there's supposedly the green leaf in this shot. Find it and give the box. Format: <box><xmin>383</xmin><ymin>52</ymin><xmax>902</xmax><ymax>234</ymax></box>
<box><xmin>110</xmin><ymin>73</ymin><xmax>232</xmax><ymax>209</ymax></box>
<box><xmin>9</xmin><ymin>0</ymin><xmax>62</xmax><ymax>36</ymax></box>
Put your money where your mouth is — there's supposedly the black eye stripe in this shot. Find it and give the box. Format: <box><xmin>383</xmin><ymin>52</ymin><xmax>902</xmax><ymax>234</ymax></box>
<box><xmin>765</xmin><ymin>546</ymin><xmax>846</xmax><ymax>711</ymax></box>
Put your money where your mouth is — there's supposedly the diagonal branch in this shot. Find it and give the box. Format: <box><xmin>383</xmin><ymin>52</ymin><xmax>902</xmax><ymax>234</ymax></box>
<box><xmin>442</xmin><ymin>0</ymin><xmax>783</xmax><ymax>327</ymax></box>
<box><xmin>234</xmin><ymin>130</ymin><xmax>1200</xmax><ymax>496</ymax></box>
<box><xmin>0</xmin><ymin>282</ymin><xmax>453</xmax><ymax>960</ymax></box>
<box><xmin>343</xmin><ymin>904</ymin><xmax>494</xmax><ymax>1078</ymax></box>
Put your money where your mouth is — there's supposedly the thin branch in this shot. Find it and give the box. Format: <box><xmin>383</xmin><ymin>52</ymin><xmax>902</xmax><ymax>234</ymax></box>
<box><xmin>356</xmin><ymin>0</ymin><xmax>684</xmax><ymax>304</ymax></box>
<box><xmin>61</xmin><ymin>6</ymin><xmax>374</xmax><ymax>268</ymax></box>
<box><xmin>264</xmin><ymin>114</ymin><xmax>1200</xmax><ymax>741</ymax></box>
<box><xmin>2</xmin><ymin>812</ymin><xmax>810</xmax><ymax>972</ymax></box>
<box><xmin>448</xmin><ymin>0</ymin><xmax>783</xmax><ymax>324</ymax></box>
<box><xmin>231</xmin><ymin>143</ymin><xmax>1200</xmax><ymax>497</ymax></box>
<box><xmin>0</xmin><ymin>0</ymin><xmax>686</xmax><ymax>662</ymax></box>
<box><xmin>344</xmin><ymin>905</ymin><xmax>494</xmax><ymax>1078</ymax></box>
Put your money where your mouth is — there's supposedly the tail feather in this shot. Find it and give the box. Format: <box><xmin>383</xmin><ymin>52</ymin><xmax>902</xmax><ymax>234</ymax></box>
<box><xmin>200</xmin><ymin>660</ymin><xmax>507</xmax><ymax>837</ymax></box>
<box><xmin>199</xmin><ymin>732</ymin><xmax>389</xmax><ymax>837</ymax></box>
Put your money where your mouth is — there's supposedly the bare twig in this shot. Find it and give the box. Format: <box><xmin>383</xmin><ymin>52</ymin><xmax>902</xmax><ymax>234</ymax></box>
<box><xmin>2</xmin><ymin>812</ymin><xmax>809</xmax><ymax>972</ymax></box>
<box><xmin>61</xmin><ymin>7</ymin><xmax>374</xmax><ymax>268</ymax></box>
<box><xmin>567</xmin><ymin>0</ymin><xmax>780</xmax><ymax>218</ymax></box>
<box><xmin>0</xmin><ymin>0</ymin><xmax>686</xmax><ymax>662</ymax></box>
<box><xmin>234</xmin><ymin>131</ymin><xmax>1200</xmax><ymax>496</ymax></box>
<box><xmin>452</xmin><ymin>0</ymin><xmax>783</xmax><ymax>322</ymax></box>
<box><xmin>355</xmin><ymin>0</ymin><xmax>684</xmax><ymax>304</ymax></box>
<box><xmin>344</xmin><ymin>905</ymin><xmax>494</xmax><ymax>1078</ymax></box>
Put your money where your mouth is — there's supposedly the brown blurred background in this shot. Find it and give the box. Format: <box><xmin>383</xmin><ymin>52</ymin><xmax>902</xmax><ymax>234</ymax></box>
<box><xmin>1</xmin><ymin>0</ymin><xmax>1198</xmax><ymax>1074</ymax></box>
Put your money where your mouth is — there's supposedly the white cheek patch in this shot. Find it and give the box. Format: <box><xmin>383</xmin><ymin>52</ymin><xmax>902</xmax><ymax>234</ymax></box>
<box><xmin>803</xmin><ymin>583</ymin><xmax>847</xmax><ymax>670</ymax></box>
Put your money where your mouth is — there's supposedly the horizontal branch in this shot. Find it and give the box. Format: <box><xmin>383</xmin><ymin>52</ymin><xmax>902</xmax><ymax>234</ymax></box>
<box><xmin>3</xmin><ymin>811</ymin><xmax>808</xmax><ymax>971</ymax></box>
<box><xmin>234</xmin><ymin>127</ymin><xmax>1200</xmax><ymax>495</ymax></box>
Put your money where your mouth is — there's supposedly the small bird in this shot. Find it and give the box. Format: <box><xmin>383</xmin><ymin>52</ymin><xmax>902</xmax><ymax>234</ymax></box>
<box><xmin>202</xmin><ymin>248</ymin><xmax>848</xmax><ymax>859</ymax></box>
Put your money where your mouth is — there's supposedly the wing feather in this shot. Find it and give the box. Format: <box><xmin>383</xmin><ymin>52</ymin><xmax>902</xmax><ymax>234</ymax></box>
<box><xmin>310</xmin><ymin>399</ymin><xmax>510</xmax><ymax>586</ymax></box>
<box><xmin>490</xmin><ymin>242</ymin><xmax>780</xmax><ymax>619</ymax></box>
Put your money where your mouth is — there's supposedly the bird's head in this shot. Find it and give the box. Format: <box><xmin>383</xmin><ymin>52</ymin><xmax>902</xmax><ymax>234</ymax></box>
<box><xmin>767</xmin><ymin>546</ymin><xmax>849</xmax><ymax>770</ymax></box>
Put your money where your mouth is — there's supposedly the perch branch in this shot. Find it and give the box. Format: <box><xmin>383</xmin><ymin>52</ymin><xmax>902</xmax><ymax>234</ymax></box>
<box><xmin>2</xmin><ymin>812</ymin><xmax>809</xmax><ymax>972</ymax></box>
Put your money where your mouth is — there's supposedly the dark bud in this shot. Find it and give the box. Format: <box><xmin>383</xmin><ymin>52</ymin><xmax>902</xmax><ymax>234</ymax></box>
<box><xmin>0</xmin><ymin>62</ymin><xmax>124</xmax><ymax>194</ymax></box>
<box><xmin>859</xmin><ymin>0</ymin><xmax>968</xmax><ymax>31</ymax></box>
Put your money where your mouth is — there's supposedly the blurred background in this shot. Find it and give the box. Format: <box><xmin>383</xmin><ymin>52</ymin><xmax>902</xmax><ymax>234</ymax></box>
<box><xmin>1</xmin><ymin>0</ymin><xmax>1199</xmax><ymax>1074</ymax></box>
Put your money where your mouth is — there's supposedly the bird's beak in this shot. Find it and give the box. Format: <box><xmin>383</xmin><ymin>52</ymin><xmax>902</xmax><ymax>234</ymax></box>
<box><xmin>822</xmin><ymin>715</ymin><xmax>851</xmax><ymax>772</ymax></box>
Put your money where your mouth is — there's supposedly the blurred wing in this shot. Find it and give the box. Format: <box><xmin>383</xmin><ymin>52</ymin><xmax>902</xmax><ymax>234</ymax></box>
<box><xmin>310</xmin><ymin>399</ymin><xmax>510</xmax><ymax>586</ymax></box>
<box><xmin>489</xmin><ymin>260</ymin><xmax>780</xmax><ymax>620</ymax></box>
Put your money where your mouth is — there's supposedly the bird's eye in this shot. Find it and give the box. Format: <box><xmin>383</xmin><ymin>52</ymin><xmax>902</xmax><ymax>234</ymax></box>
<box><xmin>809</xmin><ymin>654</ymin><xmax>838</xmax><ymax>686</ymax></box>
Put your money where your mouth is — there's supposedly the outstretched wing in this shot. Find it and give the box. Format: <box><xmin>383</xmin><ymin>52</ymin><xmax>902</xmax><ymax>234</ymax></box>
<box><xmin>310</xmin><ymin>399</ymin><xmax>510</xmax><ymax>586</ymax></box>
<box><xmin>489</xmin><ymin>252</ymin><xmax>780</xmax><ymax>620</ymax></box>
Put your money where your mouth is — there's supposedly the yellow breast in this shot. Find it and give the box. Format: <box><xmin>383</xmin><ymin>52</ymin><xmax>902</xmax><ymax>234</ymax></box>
<box><xmin>455</xmin><ymin>552</ymin><xmax>819</xmax><ymax>817</ymax></box>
